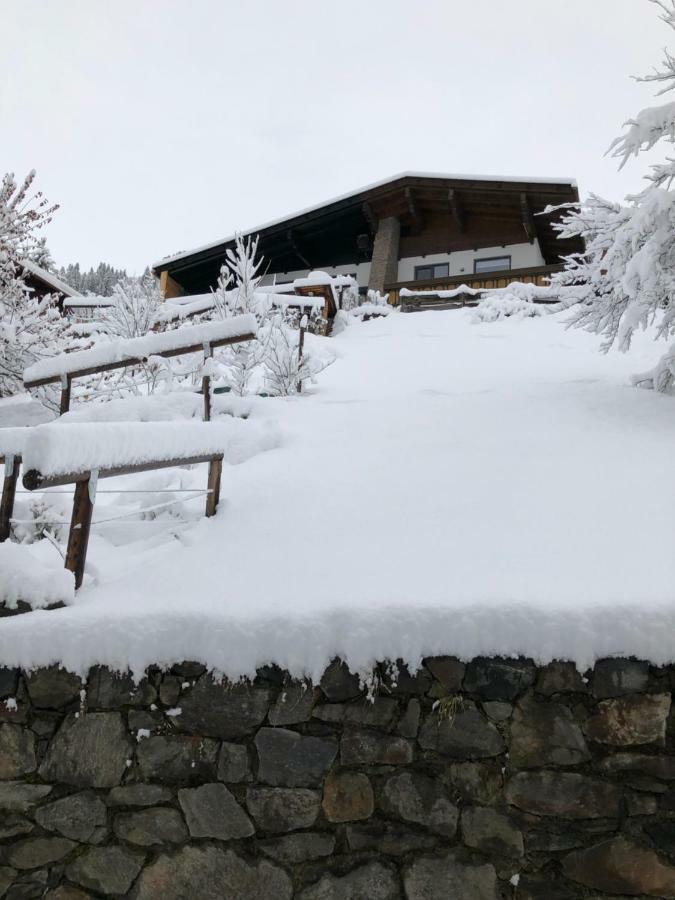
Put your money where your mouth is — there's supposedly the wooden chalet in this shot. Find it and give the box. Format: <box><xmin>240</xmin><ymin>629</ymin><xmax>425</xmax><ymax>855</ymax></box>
<box><xmin>152</xmin><ymin>172</ymin><xmax>583</xmax><ymax>310</ymax></box>
<box><xmin>21</xmin><ymin>260</ymin><xmax>80</xmax><ymax>310</ymax></box>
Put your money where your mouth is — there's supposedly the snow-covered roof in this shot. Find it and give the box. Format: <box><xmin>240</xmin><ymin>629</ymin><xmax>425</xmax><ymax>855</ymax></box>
<box><xmin>21</xmin><ymin>259</ymin><xmax>81</xmax><ymax>298</ymax></box>
<box><xmin>153</xmin><ymin>171</ymin><xmax>579</xmax><ymax>269</ymax></box>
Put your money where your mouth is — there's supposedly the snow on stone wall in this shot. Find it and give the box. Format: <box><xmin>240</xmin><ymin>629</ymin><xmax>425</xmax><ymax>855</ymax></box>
<box><xmin>0</xmin><ymin>654</ymin><xmax>673</xmax><ymax>898</ymax></box>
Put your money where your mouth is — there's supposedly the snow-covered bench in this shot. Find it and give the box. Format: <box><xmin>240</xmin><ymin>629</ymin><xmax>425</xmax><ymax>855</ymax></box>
<box><xmin>21</xmin><ymin>421</ymin><xmax>234</xmax><ymax>588</ymax></box>
<box><xmin>0</xmin><ymin>428</ymin><xmax>30</xmax><ymax>543</ymax></box>
<box><xmin>23</xmin><ymin>315</ymin><xmax>257</xmax><ymax>417</ymax></box>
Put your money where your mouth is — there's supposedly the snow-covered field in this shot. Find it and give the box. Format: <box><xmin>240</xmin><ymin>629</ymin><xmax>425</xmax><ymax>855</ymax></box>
<box><xmin>2</xmin><ymin>308</ymin><xmax>675</xmax><ymax>679</ymax></box>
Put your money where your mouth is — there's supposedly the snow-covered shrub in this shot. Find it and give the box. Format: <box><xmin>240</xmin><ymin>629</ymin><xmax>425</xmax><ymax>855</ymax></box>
<box><xmin>548</xmin><ymin>0</ymin><xmax>675</xmax><ymax>390</ymax></box>
<box><xmin>105</xmin><ymin>273</ymin><xmax>162</xmax><ymax>340</ymax></box>
<box><xmin>261</xmin><ymin>313</ymin><xmax>333</xmax><ymax>396</ymax></box>
<box><xmin>367</xmin><ymin>289</ymin><xmax>389</xmax><ymax>307</ymax></box>
<box><xmin>471</xmin><ymin>293</ymin><xmax>547</xmax><ymax>323</ymax></box>
<box><xmin>0</xmin><ymin>170</ymin><xmax>66</xmax><ymax>400</ymax></box>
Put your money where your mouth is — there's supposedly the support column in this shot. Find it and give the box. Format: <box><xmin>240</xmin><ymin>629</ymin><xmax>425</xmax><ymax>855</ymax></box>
<box><xmin>368</xmin><ymin>216</ymin><xmax>400</xmax><ymax>294</ymax></box>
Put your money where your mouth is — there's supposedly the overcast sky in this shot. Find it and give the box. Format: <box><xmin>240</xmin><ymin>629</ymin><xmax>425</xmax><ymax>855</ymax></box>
<box><xmin>1</xmin><ymin>0</ymin><xmax>667</xmax><ymax>272</ymax></box>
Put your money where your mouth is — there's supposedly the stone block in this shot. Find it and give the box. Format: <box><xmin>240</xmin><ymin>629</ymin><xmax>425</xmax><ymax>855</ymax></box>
<box><xmin>381</xmin><ymin>771</ymin><xmax>458</xmax><ymax>837</ymax></box>
<box><xmin>136</xmin><ymin>734</ymin><xmax>218</xmax><ymax>783</ymax></box>
<box><xmin>563</xmin><ymin>835</ymin><xmax>675</xmax><ymax>896</ymax></box>
<box><xmin>313</xmin><ymin>697</ymin><xmax>398</xmax><ymax>729</ymax></box>
<box><xmin>176</xmin><ymin>677</ymin><xmax>269</xmax><ymax>739</ymax></box>
<box><xmin>585</xmin><ymin>693</ymin><xmax>671</xmax><ymax>746</ymax></box>
<box><xmin>106</xmin><ymin>783</ymin><xmax>173</xmax><ymax>807</ymax></box>
<box><xmin>404</xmin><ymin>852</ymin><xmax>499</xmax><ymax>900</ymax></box>
<box><xmin>178</xmin><ymin>783</ymin><xmax>253</xmax><ymax>840</ymax></box>
<box><xmin>255</xmin><ymin>727</ymin><xmax>336</xmax><ymax>787</ymax></box>
<box><xmin>0</xmin><ymin>667</ymin><xmax>19</xmax><ymax>698</ymax></box>
<box><xmin>424</xmin><ymin>656</ymin><xmax>465</xmax><ymax>694</ymax></box>
<box><xmin>322</xmin><ymin>771</ymin><xmax>374</xmax><ymax>822</ymax></box>
<box><xmin>463</xmin><ymin>657</ymin><xmax>536</xmax><ymax>701</ymax></box>
<box><xmin>113</xmin><ymin>807</ymin><xmax>188</xmax><ymax>846</ymax></box>
<box><xmin>246</xmin><ymin>787</ymin><xmax>320</xmax><ymax>833</ymax></box>
<box><xmin>482</xmin><ymin>701</ymin><xmax>512</xmax><ymax>722</ymax></box>
<box><xmin>535</xmin><ymin>661</ymin><xmax>587</xmax><ymax>696</ymax></box>
<box><xmin>418</xmin><ymin>703</ymin><xmax>504</xmax><ymax>759</ymax></box>
<box><xmin>35</xmin><ymin>792</ymin><xmax>107</xmax><ymax>843</ymax></box>
<box><xmin>0</xmin><ymin>725</ymin><xmax>36</xmax><ymax>779</ymax></box>
<box><xmin>346</xmin><ymin>821</ymin><xmax>437</xmax><ymax>855</ymax></box>
<box><xmin>592</xmin><ymin>658</ymin><xmax>649</xmax><ymax>698</ymax></box>
<box><xmin>319</xmin><ymin>660</ymin><xmax>362</xmax><ymax>701</ymax></box>
<box><xmin>298</xmin><ymin>861</ymin><xmax>400</xmax><ymax>900</ymax></box>
<box><xmin>597</xmin><ymin>752</ymin><xmax>675</xmax><ymax>780</ymax></box>
<box><xmin>86</xmin><ymin>667</ymin><xmax>155</xmax><ymax>709</ymax></box>
<box><xmin>130</xmin><ymin>846</ymin><xmax>292</xmax><ymax>900</ymax></box>
<box><xmin>509</xmin><ymin>695</ymin><xmax>590</xmax><ymax>767</ymax></box>
<box><xmin>39</xmin><ymin>713</ymin><xmax>132</xmax><ymax>788</ymax></box>
<box><xmin>217</xmin><ymin>741</ymin><xmax>249</xmax><ymax>783</ymax></box>
<box><xmin>397</xmin><ymin>698</ymin><xmax>421</xmax><ymax>738</ymax></box>
<box><xmin>66</xmin><ymin>845</ymin><xmax>145</xmax><ymax>896</ymax></box>
<box><xmin>0</xmin><ymin>782</ymin><xmax>52</xmax><ymax>813</ymax></box>
<box><xmin>7</xmin><ymin>837</ymin><xmax>76</xmax><ymax>870</ymax></box>
<box><xmin>158</xmin><ymin>675</ymin><xmax>182</xmax><ymax>707</ymax></box>
<box><xmin>447</xmin><ymin>761</ymin><xmax>503</xmax><ymax>805</ymax></box>
<box><xmin>268</xmin><ymin>684</ymin><xmax>317</xmax><ymax>726</ymax></box>
<box><xmin>461</xmin><ymin>806</ymin><xmax>524</xmax><ymax>858</ymax></box>
<box><xmin>25</xmin><ymin>667</ymin><xmax>82</xmax><ymax>709</ymax></box>
<box><xmin>259</xmin><ymin>832</ymin><xmax>335</xmax><ymax>864</ymax></box>
<box><xmin>505</xmin><ymin>771</ymin><xmax>620</xmax><ymax>818</ymax></box>
<box><xmin>0</xmin><ymin>815</ymin><xmax>33</xmax><ymax>841</ymax></box>
<box><xmin>341</xmin><ymin>728</ymin><xmax>413</xmax><ymax>765</ymax></box>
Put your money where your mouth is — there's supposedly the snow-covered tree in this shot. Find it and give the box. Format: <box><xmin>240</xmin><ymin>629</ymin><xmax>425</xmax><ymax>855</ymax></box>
<box><xmin>28</xmin><ymin>236</ymin><xmax>55</xmax><ymax>272</ymax></box>
<box><xmin>105</xmin><ymin>273</ymin><xmax>162</xmax><ymax>339</ymax></box>
<box><xmin>56</xmin><ymin>261</ymin><xmax>128</xmax><ymax>296</ymax></box>
<box><xmin>0</xmin><ymin>170</ymin><xmax>65</xmax><ymax>398</ymax></box>
<box><xmin>549</xmin><ymin>0</ymin><xmax>675</xmax><ymax>390</ymax></box>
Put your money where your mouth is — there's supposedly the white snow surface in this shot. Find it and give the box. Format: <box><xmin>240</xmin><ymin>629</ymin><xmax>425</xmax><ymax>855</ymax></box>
<box><xmin>0</xmin><ymin>543</ymin><xmax>75</xmax><ymax>609</ymax></box>
<box><xmin>2</xmin><ymin>310</ymin><xmax>675</xmax><ymax>678</ymax></box>
<box><xmin>23</xmin><ymin>315</ymin><xmax>257</xmax><ymax>383</ymax></box>
<box><xmin>0</xmin><ymin>427</ymin><xmax>32</xmax><ymax>460</ymax></box>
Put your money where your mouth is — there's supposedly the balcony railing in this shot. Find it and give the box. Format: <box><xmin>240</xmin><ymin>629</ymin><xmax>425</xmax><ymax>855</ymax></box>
<box><xmin>385</xmin><ymin>264</ymin><xmax>563</xmax><ymax>307</ymax></box>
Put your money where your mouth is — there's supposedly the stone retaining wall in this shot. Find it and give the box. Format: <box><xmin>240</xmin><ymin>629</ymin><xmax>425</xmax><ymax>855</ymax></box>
<box><xmin>1</xmin><ymin>656</ymin><xmax>675</xmax><ymax>898</ymax></box>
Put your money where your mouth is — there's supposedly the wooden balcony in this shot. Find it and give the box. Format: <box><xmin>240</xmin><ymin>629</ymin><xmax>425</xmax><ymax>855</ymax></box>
<box><xmin>385</xmin><ymin>264</ymin><xmax>563</xmax><ymax>307</ymax></box>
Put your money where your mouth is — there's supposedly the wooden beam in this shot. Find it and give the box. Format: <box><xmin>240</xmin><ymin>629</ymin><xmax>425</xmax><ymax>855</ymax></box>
<box><xmin>362</xmin><ymin>201</ymin><xmax>377</xmax><ymax>235</ymax></box>
<box><xmin>287</xmin><ymin>229</ymin><xmax>311</xmax><ymax>269</ymax></box>
<box><xmin>404</xmin><ymin>187</ymin><xmax>422</xmax><ymax>233</ymax></box>
<box><xmin>65</xmin><ymin>478</ymin><xmax>94</xmax><ymax>590</ymax></box>
<box><xmin>520</xmin><ymin>193</ymin><xmax>535</xmax><ymax>243</ymax></box>
<box><xmin>24</xmin><ymin>333</ymin><xmax>255</xmax><ymax>389</ymax></box>
<box><xmin>206</xmin><ymin>458</ymin><xmax>222</xmax><ymax>517</ymax></box>
<box><xmin>159</xmin><ymin>270</ymin><xmax>185</xmax><ymax>300</ymax></box>
<box><xmin>0</xmin><ymin>455</ymin><xmax>20</xmax><ymax>543</ymax></box>
<box><xmin>59</xmin><ymin>375</ymin><xmax>72</xmax><ymax>416</ymax></box>
<box><xmin>23</xmin><ymin>453</ymin><xmax>225</xmax><ymax>492</ymax></box>
<box><xmin>448</xmin><ymin>190</ymin><xmax>465</xmax><ymax>232</ymax></box>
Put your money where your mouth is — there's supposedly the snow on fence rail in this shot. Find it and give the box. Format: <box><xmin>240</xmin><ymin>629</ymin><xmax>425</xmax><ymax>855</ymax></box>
<box><xmin>0</xmin><ymin>428</ymin><xmax>31</xmax><ymax>543</ymax></box>
<box><xmin>23</xmin><ymin>315</ymin><xmax>257</xmax><ymax>417</ymax></box>
<box><xmin>21</xmin><ymin>421</ymin><xmax>233</xmax><ymax>588</ymax></box>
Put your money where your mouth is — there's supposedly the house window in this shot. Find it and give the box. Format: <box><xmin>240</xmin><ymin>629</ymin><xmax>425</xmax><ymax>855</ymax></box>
<box><xmin>474</xmin><ymin>255</ymin><xmax>511</xmax><ymax>274</ymax></box>
<box><xmin>414</xmin><ymin>263</ymin><xmax>449</xmax><ymax>281</ymax></box>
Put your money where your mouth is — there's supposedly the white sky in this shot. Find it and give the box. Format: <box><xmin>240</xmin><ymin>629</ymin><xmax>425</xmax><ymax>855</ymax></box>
<box><xmin>1</xmin><ymin>0</ymin><xmax>667</xmax><ymax>272</ymax></box>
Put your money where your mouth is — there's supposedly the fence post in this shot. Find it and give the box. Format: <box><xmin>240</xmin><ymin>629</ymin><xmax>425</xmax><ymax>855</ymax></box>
<box><xmin>206</xmin><ymin>457</ymin><xmax>222</xmax><ymax>517</ymax></box>
<box><xmin>59</xmin><ymin>374</ymin><xmax>71</xmax><ymax>416</ymax></box>
<box><xmin>65</xmin><ymin>475</ymin><xmax>94</xmax><ymax>589</ymax></box>
<box><xmin>202</xmin><ymin>341</ymin><xmax>212</xmax><ymax>422</ymax></box>
<box><xmin>0</xmin><ymin>456</ymin><xmax>20</xmax><ymax>543</ymax></box>
<box><xmin>297</xmin><ymin>314</ymin><xmax>307</xmax><ymax>394</ymax></box>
